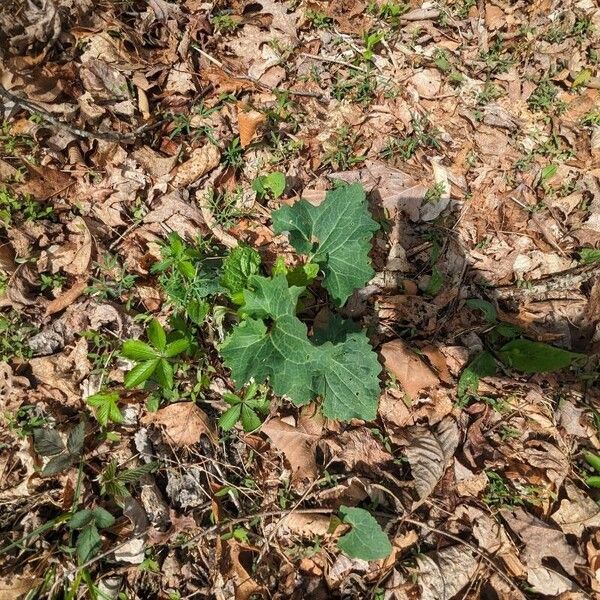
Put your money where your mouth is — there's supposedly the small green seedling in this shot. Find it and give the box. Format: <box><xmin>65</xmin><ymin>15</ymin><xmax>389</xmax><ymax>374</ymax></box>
<box><xmin>218</xmin><ymin>383</ymin><xmax>270</xmax><ymax>432</ymax></box>
<box><xmin>86</xmin><ymin>391</ymin><xmax>123</xmax><ymax>428</ymax></box>
<box><xmin>68</xmin><ymin>507</ymin><xmax>115</xmax><ymax>564</ymax></box>
<box><xmin>100</xmin><ymin>459</ymin><xmax>158</xmax><ymax>499</ymax></box>
<box><xmin>33</xmin><ymin>422</ymin><xmax>86</xmax><ymax>476</ymax></box>
<box><xmin>583</xmin><ymin>452</ymin><xmax>600</xmax><ymax>488</ymax></box>
<box><xmin>121</xmin><ymin>319</ymin><xmax>189</xmax><ymax>390</ymax></box>
<box><xmin>152</xmin><ymin>232</ymin><xmax>201</xmax><ymax>280</ymax></box>
<box><xmin>252</xmin><ymin>172</ymin><xmax>286</xmax><ymax>200</ymax></box>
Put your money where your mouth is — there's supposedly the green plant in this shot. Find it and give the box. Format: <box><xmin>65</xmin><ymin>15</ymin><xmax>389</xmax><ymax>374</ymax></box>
<box><xmin>332</xmin><ymin>69</ymin><xmax>378</xmax><ymax>106</ymax></box>
<box><xmin>579</xmin><ymin>248</ymin><xmax>600</xmax><ymax>264</ymax></box>
<box><xmin>153</xmin><ymin>233</ymin><xmax>221</xmax><ymax>325</ymax></box>
<box><xmin>476</xmin><ymin>82</ymin><xmax>504</xmax><ymax>105</ymax></box>
<box><xmin>68</xmin><ymin>507</ymin><xmax>115</xmax><ymax>564</ymax></box>
<box><xmin>0</xmin><ymin>187</ymin><xmax>53</xmax><ymax>226</ymax></box>
<box><xmin>479</xmin><ymin>37</ymin><xmax>513</xmax><ymax>74</ymax></box>
<box><xmin>336</xmin><ymin>506</ymin><xmax>392</xmax><ymax>560</ymax></box>
<box><xmin>322</xmin><ymin>126</ymin><xmax>366</xmax><ymax>170</ymax></box>
<box><xmin>252</xmin><ymin>171</ymin><xmax>286</xmax><ymax>200</ymax></box>
<box><xmin>528</xmin><ymin>79</ymin><xmax>565</xmax><ymax>114</ymax></box>
<box><xmin>33</xmin><ymin>422</ymin><xmax>86</xmax><ymax>476</ymax></box>
<box><xmin>221</xmin><ymin>184</ymin><xmax>382</xmax><ymax>421</ymax></box>
<box><xmin>121</xmin><ymin>319</ymin><xmax>189</xmax><ymax>390</ymax></box>
<box><xmin>0</xmin><ymin>311</ymin><xmax>38</xmax><ymax>361</ymax></box>
<box><xmin>86</xmin><ymin>391</ymin><xmax>123</xmax><ymax>428</ymax></box>
<box><xmin>368</xmin><ymin>1</ymin><xmax>408</xmax><ymax>26</ymax></box>
<box><xmin>222</xmin><ymin>137</ymin><xmax>244</xmax><ymax>169</ymax></box>
<box><xmin>305</xmin><ymin>9</ymin><xmax>333</xmax><ymax>29</ymax></box>
<box><xmin>381</xmin><ymin>115</ymin><xmax>441</xmax><ymax>161</ymax></box>
<box><xmin>211</xmin><ymin>12</ymin><xmax>241</xmax><ymax>33</ymax></box>
<box><xmin>454</xmin><ymin>0</ymin><xmax>476</xmax><ymax>19</ymax></box>
<box><xmin>424</xmin><ymin>182</ymin><xmax>446</xmax><ymax>204</ymax></box>
<box><xmin>86</xmin><ymin>254</ymin><xmax>137</xmax><ymax>303</ymax></box>
<box><xmin>581</xmin><ymin>110</ymin><xmax>600</xmax><ymax>127</ymax></box>
<box><xmin>583</xmin><ymin>452</ymin><xmax>600</xmax><ymax>488</ymax></box>
<box><xmin>218</xmin><ymin>383</ymin><xmax>270</xmax><ymax>432</ymax></box>
<box><xmin>205</xmin><ymin>187</ymin><xmax>251</xmax><ymax>228</ymax></box>
<box><xmin>362</xmin><ymin>30</ymin><xmax>385</xmax><ymax>62</ymax></box>
<box><xmin>40</xmin><ymin>272</ymin><xmax>67</xmax><ymax>291</ymax></box>
<box><xmin>100</xmin><ymin>459</ymin><xmax>158</xmax><ymax>499</ymax></box>
<box><xmin>221</xmin><ymin>245</ymin><xmax>262</xmax><ymax>304</ymax></box>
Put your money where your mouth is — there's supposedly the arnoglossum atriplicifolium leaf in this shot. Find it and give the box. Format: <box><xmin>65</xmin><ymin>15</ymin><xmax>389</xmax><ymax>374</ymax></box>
<box><xmin>220</xmin><ymin>275</ymin><xmax>381</xmax><ymax>421</ymax></box>
<box><xmin>272</xmin><ymin>182</ymin><xmax>379</xmax><ymax>306</ymax></box>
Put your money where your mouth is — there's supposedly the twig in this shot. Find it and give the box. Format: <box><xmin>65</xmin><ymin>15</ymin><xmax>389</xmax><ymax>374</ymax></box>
<box><xmin>300</xmin><ymin>52</ymin><xmax>368</xmax><ymax>73</ymax></box>
<box><xmin>0</xmin><ymin>85</ymin><xmax>149</xmax><ymax>142</ymax></box>
<box><xmin>193</xmin><ymin>45</ymin><xmax>325</xmax><ymax>100</ymax></box>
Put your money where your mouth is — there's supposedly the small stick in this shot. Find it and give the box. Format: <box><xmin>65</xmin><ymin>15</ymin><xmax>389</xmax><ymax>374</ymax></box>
<box><xmin>0</xmin><ymin>85</ymin><xmax>150</xmax><ymax>142</ymax></box>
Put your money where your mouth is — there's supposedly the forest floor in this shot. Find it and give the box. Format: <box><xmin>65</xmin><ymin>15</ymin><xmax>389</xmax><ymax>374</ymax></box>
<box><xmin>1</xmin><ymin>1</ymin><xmax>600</xmax><ymax>599</ymax></box>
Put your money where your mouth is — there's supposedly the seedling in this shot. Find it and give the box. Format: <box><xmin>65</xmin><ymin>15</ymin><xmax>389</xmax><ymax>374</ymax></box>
<box><xmin>221</xmin><ymin>184</ymin><xmax>382</xmax><ymax>421</ymax></box>
<box><xmin>68</xmin><ymin>507</ymin><xmax>115</xmax><ymax>564</ymax></box>
<box><xmin>528</xmin><ymin>79</ymin><xmax>566</xmax><ymax>114</ymax></box>
<box><xmin>381</xmin><ymin>115</ymin><xmax>441</xmax><ymax>161</ymax></box>
<box><xmin>33</xmin><ymin>422</ymin><xmax>86</xmax><ymax>476</ymax></box>
<box><xmin>362</xmin><ymin>30</ymin><xmax>385</xmax><ymax>62</ymax></box>
<box><xmin>153</xmin><ymin>232</ymin><xmax>221</xmax><ymax>324</ymax></box>
<box><xmin>476</xmin><ymin>82</ymin><xmax>504</xmax><ymax>105</ymax></box>
<box><xmin>100</xmin><ymin>459</ymin><xmax>158</xmax><ymax>499</ymax></box>
<box><xmin>0</xmin><ymin>310</ymin><xmax>37</xmax><ymax>361</ymax></box>
<box><xmin>86</xmin><ymin>254</ymin><xmax>137</xmax><ymax>304</ymax></box>
<box><xmin>211</xmin><ymin>12</ymin><xmax>241</xmax><ymax>33</ymax></box>
<box><xmin>86</xmin><ymin>391</ymin><xmax>123</xmax><ymax>428</ymax></box>
<box><xmin>40</xmin><ymin>272</ymin><xmax>67</xmax><ymax>291</ymax></box>
<box><xmin>368</xmin><ymin>1</ymin><xmax>408</xmax><ymax>26</ymax></box>
<box><xmin>252</xmin><ymin>171</ymin><xmax>286</xmax><ymax>200</ymax></box>
<box><xmin>222</xmin><ymin>137</ymin><xmax>244</xmax><ymax>169</ymax></box>
<box><xmin>218</xmin><ymin>383</ymin><xmax>270</xmax><ymax>432</ymax></box>
<box><xmin>121</xmin><ymin>319</ymin><xmax>189</xmax><ymax>390</ymax></box>
<box><xmin>322</xmin><ymin>126</ymin><xmax>366</xmax><ymax>170</ymax></box>
<box><xmin>305</xmin><ymin>10</ymin><xmax>333</xmax><ymax>30</ymax></box>
<box><xmin>0</xmin><ymin>187</ymin><xmax>54</xmax><ymax>226</ymax></box>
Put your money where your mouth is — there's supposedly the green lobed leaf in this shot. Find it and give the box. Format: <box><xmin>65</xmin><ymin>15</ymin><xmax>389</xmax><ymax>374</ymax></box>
<box><xmin>124</xmin><ymin>359</ymin><xmax>159</xmax><ymax>389</ymax></box>
<box><xmin>33</xmin><ymin>428</ymin><xmax>64</xmax><ymax>456</ymax></box>
<box><xmin>240</xmin><ymin>405</ymin><xmax>262</xmax><ymax>431</ymax></box>
<box><xmin>498</xmin><ymin>339</ymin><xmax>583</xmax><ymax>373</ymax></box>
<box><xmin>163</xmin><ymin>338</ymin><xmax>189</xmax><ymax>358</ymax></box>
<box><xmin>122</xmin><ymin>340</ymin><xmax>158</xmax><ymax>361</ymax></box>
<box><xmin>67</xmin><ymin>421</ymin><xmax>86</xmax><ymax>456</ymax></box>
<box><xmin>337</xmin><ymin>506</ymin><xmax>392</xmax><ymax>561</ymax></box>
<box><xmin>458</xmin><ymin>351</ymin><xmax>497</xmax><ymax>398</ymax></box>
<box><xmin>77</xmin><ymin>524</ymin><xmax>101</xmax><ymax>564</ymax></box>
<box><xmin>92</xmin><ymin>507</ymin><xmax>115</xmax><ymax>529</ymax></box>
<box><xmin>219</xmin><ymin>405</ymin><xmax>242</xmax><ymax>431</ymax></box>
<box><xmin>86</xmin><ymin>392</ymin><xmax>123</xmax><ymax>428</ymax></box>
<box><xmin>272</xmin><ymin>183</ymin><xmax>379</xmax><ymax>305</ymax></box>
<box><xmin>154</xmin><ymin>358</ymin><xmax>174</xmax><ymax>389</ymax></box>
<box><xmin>221</xmin><ymin>275</ymin><xmax>381</xmax><ymax>421</ymax></box>
<box><xmin>69</xmin><ymin>510</ymin><xmax>94</xmax><ymax>530</ymax></box>
<box><xmin>41</xmin><ymin>452</ymin><xmax>74</xmax><ymax>476</ymax></box>
<box><xmin>147</xmin><ymin>319</ymin><xmax>166</xmax><ymax>352</ymax></box>
<box><xmin>221</xmin><ymin>245</ymin><xmax>262</xmax><ymax>298</ymax></box>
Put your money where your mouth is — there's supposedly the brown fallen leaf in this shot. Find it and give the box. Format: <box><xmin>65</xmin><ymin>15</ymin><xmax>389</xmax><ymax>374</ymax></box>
<box><xmin>380</xmin><ymin>339</ymin><xmax>439</xmax><ymax>399</ymax></box>
<box><xmin>551</xmin><ymin>482</ymin><xmax>600</xmax><ymax>536</ymax></box>
<box><xmin>501</xmin><ymin>507</ymin><xmax>585</xmax><ymax>594</ymax></box>
<box><xmin>320</xmin><ymin>427</ymin><xmax>392</xmax><ymax>472</ymax></box>
<box><xmin>395</xmin><ymin>418</ymin><xmax>459</xmax><ymax>503</ymax></box>
<box><xmin>237</xmin><ymin>104</ymin><xmax>266</xmax><ymax>148</ymax></box>
<box><xmin>262</xmin><ymin>411</ymin><xmax>323</xmax><ymax>485</ymax></box>
<box><xmin>171</xmin><ymin>145</ymin><xmax>220</xmax><ymax>188</ymax></box>
<box><xmin>46</xmin><ymin>279</ymin><xmax>88</xmax><ymax>316</ymax></box>
<box><xmin>416</xmin><ymin>545</ymin><xmax>478</xmax><ymax>600</ymax></box>
<box><xmin>142</xmin><ymin>402</ymin><xmax>217</xmax><ymax>446</ymax></box>
<box><xmin>221</xmin><ymin>540</ymin><xmax>264</xmax><ymax>600</ymax></box>
<box><xmin>0</xmin><ymin>575</ymin><xmax>43</xmax><ymax>600</ymax></box>
<box><xmin>278</xmin><ymin>513</ymin><xmax>331</xmax><ymax>538</ymax></box>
